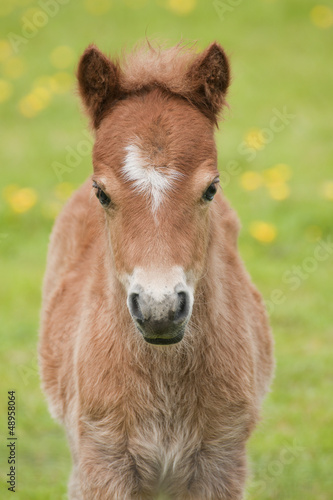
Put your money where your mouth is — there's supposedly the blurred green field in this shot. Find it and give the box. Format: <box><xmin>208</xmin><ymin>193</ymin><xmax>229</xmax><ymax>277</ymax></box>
<box><xmin>0</xmin><ymin>0</ymin><xmax>332</xmax><ymax>498</ymax></box>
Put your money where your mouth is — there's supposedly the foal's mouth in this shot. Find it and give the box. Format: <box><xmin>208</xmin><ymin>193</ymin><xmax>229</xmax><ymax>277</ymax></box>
<box><xmin>143</xmin><ymin>329</ymin><xmax>185</xmax><ymax>345</ymax></box>
<box><xmin>135</xmin><ymin>322</ymin><xmax>186</xmax><ymax>346</ymax></box>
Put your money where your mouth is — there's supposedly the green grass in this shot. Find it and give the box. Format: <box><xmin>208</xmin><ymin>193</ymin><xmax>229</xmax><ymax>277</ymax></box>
<box><xmin>0</xmin><ymin>0</ymin><xmax>332</xmax><ymax>498</ymax></box>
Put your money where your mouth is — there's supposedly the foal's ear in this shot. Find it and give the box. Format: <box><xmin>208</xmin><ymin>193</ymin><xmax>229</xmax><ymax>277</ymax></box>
<box><xmin>187</xmin><ymin>42</ymin><xmax>230</xmax><ymax>122</ymax></box>
<box><xmin>77</xmin><ymin>45</ymin><xmax>121</xmax><ymax>128</ymax></box>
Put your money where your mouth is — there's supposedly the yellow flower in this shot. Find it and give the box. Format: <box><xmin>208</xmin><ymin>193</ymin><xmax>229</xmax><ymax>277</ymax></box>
<box><xmin>18</xmin><ymin>81</ymin><xmax>52</xmax><ymax>117</ymax></box>
<box><xmin>50</xmin><ymin>46</ymin><xmax>76</xmax><ymax>70</ymax></box>
<box><xmin>6</xmin><ymin>187</ymin><xmax>38</xmax><ymax>213</ymax></box>
<box><xmin>2</xmin><ymin>57</ymin><xmax>26</xmax><ymax>79</ymax></box>
<box><xmin>18</xmin><ymin>91</ymin><xmax>47</xmax><ymax>117</ymax></box>
<box><xmin>310</xmin><ymin>5</ymin><xmax>333</xmax><ymax>29</ymax></box>
<box><xmin>33</xmin><ymin>86</ymin><xmax>51</xmax><ymax>104</ymax></box>
<box><xmin>267</xmin><ymin>183</ymin><xmax>290</xmax><ymax>201</ymax></box>
<box><xmin>54</xmin><ymin>182</ymin><xmax>74</xmax><ymax>201</ymax></box>
<box><xmin>33</xmin><ymin>75</ymin><xmax>58</xmax><ymax>93</ymax></box>
<box><xmin>0</xmin><ymin>40</ymin><xmax>13</xmax><ymax>62</ymax></box>
<box><xmin>240</xmin><ymin>171</ymin><xmax>263</xmax><ymax>191</ymax></box>
<box><xmin>249</xmin><ymin>221</ymin><xmax>277</xmax><ymax>243</ymax></box>
<box><xmin>305</xmin><ymin>225</ymin><xmax>322</xmax><ymax>242</ymax></box>
<box><xmin>41</xmin><ymin>201</ymin><xmax>63</xmax><ymax>219</ymax></box>
<box><xmin>263</xmin><ymin>164</ymin><xmax>292</xmax><ymax>185</ymax></box>
<box><xmin>262</xmin><ymin>164</ymin><xmax>292</xmax><ymax>200</ymax></box>
<box><xmin>244</xmin><ymin>128</ymin><xmax>265</xmax><ymax>150</ymax></box>
<box><xmin>52</xmin><ymin>72</ymin><xmax>73</xmax><ymax>94</ymax></box>
<box><xmin>322</xmin><ymin>180</ymin><xmax>333</xmax><ymax>200</ymax></box>
<box><xmin>2</xmin><ymin>184</ymin><xmax>19</xmax><ymax>201</ymax></box>
<box><xmin>0</xmin><ymin>79</ymin><xmax>13</xmax><ymax>103</ymax></box>
<box><xmin>21</xmin><ymin>7</ymin><xmax>40</xmax><ymax>21</ymax></box>
<box><xmin>84</xmin><ymin>0</ymin><xmax>112</xmax><ymax>15</ymax></box>
<box><xmin>167</xmin><ymin>0</ymin><xmax>196</xmax><ymax>15</ymax></box>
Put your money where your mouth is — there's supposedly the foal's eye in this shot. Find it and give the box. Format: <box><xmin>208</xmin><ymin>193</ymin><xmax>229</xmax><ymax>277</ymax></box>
<box><xmin>202</xmin><ymin>182</ymin><xmax>218</xmax><ymax>202</ymax></box>
<box><xmin>93</xmin><ymin>181</ymin><xmax>111</xmax><ymax>207</ymax></box>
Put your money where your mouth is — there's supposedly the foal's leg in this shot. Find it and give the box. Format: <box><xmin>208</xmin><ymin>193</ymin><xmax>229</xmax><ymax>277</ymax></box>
<box><xmin>73</xmin><ymin>430</ymin><xmax>155</xmax><ymax>500</ymax></box>
<box><xmin>168</xmin><ymin>444</ymin><xmax>247</xmax><ymax>500</ymax></box>
<box><xmin>77</xmin><ymin>466</ymin><xmax>155</xmax><ymax>500</ymax></box>
<box><xmin>68</xmin><ymin>465</ymin><xmax>82</xmax><ymax>499</ymax></box>
<box><xmin>65</xmin><ymin>422</ymin><xmax>83</xmax><ymax>499</ymax></box>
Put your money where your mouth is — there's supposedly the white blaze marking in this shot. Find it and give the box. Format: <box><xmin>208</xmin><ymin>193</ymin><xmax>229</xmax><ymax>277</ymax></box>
<box><xmin>122</xmin><ymin>144</ymin><xmax>182</xmax><ymax>212</ymax></box>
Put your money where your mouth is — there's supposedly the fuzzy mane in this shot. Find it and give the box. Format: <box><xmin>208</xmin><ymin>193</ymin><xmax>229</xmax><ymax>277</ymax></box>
<box><xmin>77</xmin><ymin>40</ymin><xmax>230</xmax><ymax>127</ymax></box>
<box><xmin>120</xmin><ymin>41</ymin><xmax>229</xmax><ymax>123</ymax></box>
<box><xmin>120</xmin><ymin>42</ymin><xmax>198</xmax><ymax>94</ymax></box>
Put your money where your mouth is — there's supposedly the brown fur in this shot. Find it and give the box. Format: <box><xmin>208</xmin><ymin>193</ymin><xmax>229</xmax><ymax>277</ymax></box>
<box><xmin>39</xmin><ymin>41</ymin><xmax>274</xmax><ymax>500</ymax></box>
<box><xmin>78</xmin><ymin>41</ymin><xmax>230</xmax><ymax>127</ymax></box>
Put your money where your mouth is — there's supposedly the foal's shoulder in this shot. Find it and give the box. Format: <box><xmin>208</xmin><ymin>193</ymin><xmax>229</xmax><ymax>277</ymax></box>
<box><xmin>53</xmin><ymin>177</ymin><xmax>97</xmax><ymax>250</ymax></box>
<box><xmin>43</xmin><ymin>178</ymin><xmax>100</xmax><ymax>297</ymax></box>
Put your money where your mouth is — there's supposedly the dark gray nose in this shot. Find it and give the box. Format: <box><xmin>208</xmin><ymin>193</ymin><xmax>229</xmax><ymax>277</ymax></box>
<box><xmin>128</xmin><ymin>289</ymin><xmax>190</xmax><ymax>344</ymax></box>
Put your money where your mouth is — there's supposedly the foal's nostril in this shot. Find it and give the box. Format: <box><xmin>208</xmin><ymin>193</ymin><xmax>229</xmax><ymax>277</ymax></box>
<box><xmin>174</xmin><ymin>291</ymin><xmax>189</xmax><ymax>323</ymax></box>
<box><xmin>128</xmin><ymin>288</ymin><xmax>191</xmax><ymax>331</ymax></box>
<box><xmin>129</xmin><ymin>293</ymin><xmax>143</xmax><ymax>321</ymax></box>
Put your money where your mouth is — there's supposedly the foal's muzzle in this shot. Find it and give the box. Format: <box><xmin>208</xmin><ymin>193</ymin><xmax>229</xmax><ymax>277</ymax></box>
<box><xmin>128</xmin><ymin>287</ymin><xmax>191</xmax><ymax>345</ymax></box>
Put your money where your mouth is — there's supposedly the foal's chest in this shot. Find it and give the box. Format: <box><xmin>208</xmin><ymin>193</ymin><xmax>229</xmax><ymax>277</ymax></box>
<box><xmin>129</xmin><ymin>416</ymin><xmax>196</xmax><ymax>492</ymax></box>
<box><xmin>121</xmin><ymin>375</ymin><xmax>202</xmax><ymax>488</ymax></box>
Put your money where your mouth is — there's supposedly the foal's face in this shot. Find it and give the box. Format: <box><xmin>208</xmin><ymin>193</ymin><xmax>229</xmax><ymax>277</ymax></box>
<box><xmin>77</xmin><ymin>41</ymin><xmax>230</xmax><ymax>344</ymax></box>
<box><xmin>92</xmin><ymin>90</ymin><xmax>220</xmax><ymax>345</ymax></box>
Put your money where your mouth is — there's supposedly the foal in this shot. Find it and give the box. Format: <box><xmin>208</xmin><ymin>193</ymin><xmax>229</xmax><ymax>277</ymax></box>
<box><xmin>39</xmin><ymin>41</ymin><xmax>274</xmax><ymax>500</ymax></box>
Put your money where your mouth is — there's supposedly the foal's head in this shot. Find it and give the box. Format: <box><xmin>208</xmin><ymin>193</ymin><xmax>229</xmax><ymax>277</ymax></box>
<box><xmin>78</xmin><ymin>42</ymin><xmax>230</xmax><ymax>345</ymax></box>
